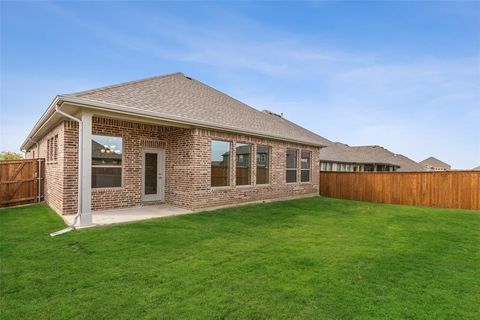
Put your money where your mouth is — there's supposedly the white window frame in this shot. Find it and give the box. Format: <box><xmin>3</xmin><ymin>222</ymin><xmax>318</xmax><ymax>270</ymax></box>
<box><xmin>286</xmin><ymin>148</ymin><xmax>298</xmax><ymax>183</ymax></box>
<box><xmin>300</xmin><ymin>150</ymin><xmax>311</xmax><ymax>182</ymax></box>
<box><xmin>92</xmin><ymin>134</ymin><xmax>124</xmax><ymax>189</ymax></box>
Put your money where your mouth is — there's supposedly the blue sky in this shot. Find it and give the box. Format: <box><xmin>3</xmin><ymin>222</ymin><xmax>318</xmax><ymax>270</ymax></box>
<box><xmin>1</xmin><ymin>1</ymin><xmax>479</xmax><ymax>168</ymax></box>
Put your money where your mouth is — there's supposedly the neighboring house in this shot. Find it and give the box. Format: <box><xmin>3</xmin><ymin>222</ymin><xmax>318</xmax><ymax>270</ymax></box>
<box><xmin>319</xmin><ymin>140</ymin><xmax>425</xmax><ymax>172</ymax></box>
<box><xmin>473</xmin><ymin>166</ymin><xmax>480</xmax><ymax>171</ymax></box>
<box><xmin>420</xmin><ymin>156</ymin><xmax>451</xmax><ymax>171</ymax></box>
<box><xmin>21</xmin><ymin>72</ymin><xmax>325</xmax><ymax>225</ymax></box>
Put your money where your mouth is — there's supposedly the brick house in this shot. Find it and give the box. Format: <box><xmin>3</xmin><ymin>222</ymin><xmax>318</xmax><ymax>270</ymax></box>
<box><xmin>21</xmin><ymin>73</ymin><xmax>326</xmax><ymax>226</ymax></box>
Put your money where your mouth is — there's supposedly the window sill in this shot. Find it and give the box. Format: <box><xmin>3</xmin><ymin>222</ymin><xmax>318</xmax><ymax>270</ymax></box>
<box><xmin>255</xmin><ymin>183</ymin><xmax>270</xmax><ymax>187</ymax></box>
<box><xmin>236</xmin><ymin>184</ymin><xmax>254</xmax><ymax>188</ymax></box>
<box><xmin>92</xmin><ymin>187</ymin><xmax>124</xmax><ymax>192</ymax></box>
<box><xmin>211</xmin><ymin>186</ymin><xmax>232</xmax><ymax>191</ymax></box>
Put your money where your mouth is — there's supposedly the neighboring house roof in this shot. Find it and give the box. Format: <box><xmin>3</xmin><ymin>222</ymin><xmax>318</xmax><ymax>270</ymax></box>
<box><xmin>390</xmin><ymin>154</ymin><xmax>426</xmax><ymax>172</ymax></box>
<box><xmin>320</xmin><ymin>140</ymin><xmax>426</xmax><ymax>171</ymax></box>
<box><xmin>64</xmin><ymin>72</ymin><xmax>327</xmax><ymax>147</ymax></box>
<box><xmin>420</xmin><ymin>156</ymin><xmax>451</xmax><ymax>169</ymax></box>
<box><xmin>472</xmin><ymin>166</ymin><xmax>480</xmax><ymax>171</ymax></box>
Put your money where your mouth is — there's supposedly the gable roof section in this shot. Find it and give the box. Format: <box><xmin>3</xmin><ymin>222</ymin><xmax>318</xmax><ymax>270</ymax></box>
<box><xmin>420</xmin><ymin>156</ymin><xmax>451</xmax><ymax>169</ymax></box>
<box><xmin>62</xmin><ymin>72</ymin><xmax>327</xmax><ymax>147</ymax></box>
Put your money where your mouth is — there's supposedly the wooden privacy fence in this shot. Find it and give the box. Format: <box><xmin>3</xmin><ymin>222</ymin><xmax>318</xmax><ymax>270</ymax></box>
<box><xmin>0</xmin><ymin>159</ymin><xmax>45</xmax><ymax>208</ymax></box>
<box><xmin>319</xmin><ymin>171</ymin><xmax>480</xmax><ymax>211</ymax></box>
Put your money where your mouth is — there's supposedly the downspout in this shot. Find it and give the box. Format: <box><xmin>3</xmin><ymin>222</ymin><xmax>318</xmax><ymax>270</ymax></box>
<box><xmin>50</xmin><ymin>104</ymin><xmax>83</xmax><ymax>236</ymax></box>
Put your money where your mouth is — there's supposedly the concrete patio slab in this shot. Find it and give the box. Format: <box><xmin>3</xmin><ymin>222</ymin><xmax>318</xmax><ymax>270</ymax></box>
<box><xmin>62</xmin><ymin>204</ymin><xmax>193</xmax><ymax>227</ymax></box>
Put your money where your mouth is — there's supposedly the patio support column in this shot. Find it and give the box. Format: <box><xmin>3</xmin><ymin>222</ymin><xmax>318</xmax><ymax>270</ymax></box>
<box><xmin>80</xmin><ymin>111</ymin><xmax>93</xmax><ymax>226</ymax></box>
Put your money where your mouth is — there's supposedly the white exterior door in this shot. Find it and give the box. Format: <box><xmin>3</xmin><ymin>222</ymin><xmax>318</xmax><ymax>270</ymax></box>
<box><xmin>142</xmin><ymin>148</ymin><xmax>165</xmax><ymax>202</ymax></box>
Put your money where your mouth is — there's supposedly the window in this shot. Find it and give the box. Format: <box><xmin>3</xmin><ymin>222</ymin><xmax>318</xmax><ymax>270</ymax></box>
<box><xmin>46</xmin><ymin>135</ymin><xmax>58</xmax><ymax>163</ymax></box>
<box><xmin>53</xmin><ymin>135</ymin><xmax>58</xmax><ymax>161</ymax></box>
<box><xmin>256</xmin><ymin>145</ymin><xmax>270</xmax><ymax>184</ymax></box>
<box><xmin>235</xmin><ymin>143</ymin><xmax>252</xmax><ymax>185</ymax></box>
<box><xmin>92</xmin><ymin>135</ymin><xmax>123</xmax><ymax>188</ymax></box>
<box><xmin>300</xmin><ymin>150</ymin><xmax>311</xmax><ymax>182</ymax></box>
<box><xmin>286</xmin><ymin>149</ymin><xmax>298</xmax><ymax>183</ymax></box>
<box><xmin>211</xmin><ymin>140</ymin><xmax>230</xmax><ymax>187</ymax></box>
<box><xmin>47</xmin><ymin>139</ymin><xmax>51</xmax><ymax>161</ymax></box>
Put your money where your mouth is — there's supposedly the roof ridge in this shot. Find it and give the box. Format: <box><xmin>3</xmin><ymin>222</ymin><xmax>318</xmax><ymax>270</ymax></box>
<box><xmin>65</xmin><ymin>72</ymin><xmax>184</xmax><ymax>97</ymax></box>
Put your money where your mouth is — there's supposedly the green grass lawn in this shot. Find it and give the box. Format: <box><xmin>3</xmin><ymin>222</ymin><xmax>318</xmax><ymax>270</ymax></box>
<box><xmin>1</xmin><ymin>197</ymin><xmax>479</xmax><ymax>319</ymax></box>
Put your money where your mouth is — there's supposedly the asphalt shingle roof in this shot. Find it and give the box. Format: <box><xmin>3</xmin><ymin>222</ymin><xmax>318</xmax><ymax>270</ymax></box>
<box><xmin>320</xmin><ymin>140</ymin><xmax>426</xmax><ymax>171</ymax></box>
<box><xmin>66</xmin><ymin>72</ymin><xmax>327</xmax><ymax>147</ymax></box>
<box><xmin>419</xmin><ymin>157</ymin><xmax>451</xmax><ymax>169</ymax></box>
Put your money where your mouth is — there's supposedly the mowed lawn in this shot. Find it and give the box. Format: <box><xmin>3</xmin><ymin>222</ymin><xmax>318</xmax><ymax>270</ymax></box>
<box><xmin>1</xmin><ymin>197</ymin><xmax>479</xmax><ymax>319</ymax></box>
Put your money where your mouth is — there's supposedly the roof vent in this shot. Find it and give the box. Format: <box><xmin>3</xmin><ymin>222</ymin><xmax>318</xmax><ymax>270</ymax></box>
<box><xmin>184</xmin><ymin>75</ymin><xmax>192</xmax><ymax>80</ymax></box>
<box><xmin>262</xmin><ymin>110</ymin><xmax>283</xmax><ymax>118</ymax></box>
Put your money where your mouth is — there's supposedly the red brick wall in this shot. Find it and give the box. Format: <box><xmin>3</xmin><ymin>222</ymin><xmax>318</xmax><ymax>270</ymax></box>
<box><xmin>186</xmin><ymin>128</ymin><xmax>320</xmax><ymax>210</ymax></box>
<box><xmin>41</xmin><ymin>117</ymin><xmax>319</xmax><ymax>214</ymax></box>
<box><xmin>63</xmin><ymin>121</ymin><xmax>79</xmax><ymax>215</ymax></box>
<box><xmin>25</xmin><ymin>122</ymin><xmax>65</xmax><ymax>214</ymax></box>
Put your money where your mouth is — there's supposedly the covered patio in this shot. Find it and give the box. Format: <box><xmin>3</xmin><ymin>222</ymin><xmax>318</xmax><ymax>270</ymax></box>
<box><xmin>62</xmin><ymin>204</ymin><xmax>192</xmax><ymax>227</ymax></box>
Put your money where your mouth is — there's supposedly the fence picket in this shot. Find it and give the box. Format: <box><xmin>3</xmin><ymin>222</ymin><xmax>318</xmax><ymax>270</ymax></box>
<box><xmin>319</xmin><ymin>171</ymin><xmax>480</xmax><ymax>211</ymax></box>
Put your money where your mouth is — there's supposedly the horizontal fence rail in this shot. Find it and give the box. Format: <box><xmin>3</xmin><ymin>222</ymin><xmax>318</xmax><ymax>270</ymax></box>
<box><xmin>0</xmin><ymin>159</ymin><xmax>44</xmax><ymax>208</ymax></box>
<box><xmin>319</xmin><ymin>171</ymin><xmax>480</xmax><ymax>211</ymax></box>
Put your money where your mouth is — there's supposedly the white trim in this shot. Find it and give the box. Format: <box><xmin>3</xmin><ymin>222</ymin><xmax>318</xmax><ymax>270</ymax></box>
<box><xmin>80</xmin><ymin>112</ymin><xmax>93</xmax><ymax>226</ymax></box>
<box><xmin>141</xmin><ymin>148</ymin><xmax>165</xmax><ymax>202</ymax></box>
<box><xmin>21</xmin><ymin>95</ymin><xmax>326</xmax><ymax>151</ymax></box>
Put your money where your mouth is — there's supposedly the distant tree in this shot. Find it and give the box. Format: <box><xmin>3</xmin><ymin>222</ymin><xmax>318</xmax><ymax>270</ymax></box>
<box><xmin>0</xmin><ymin>151</ymin><xmax>23</xmax><ymax>161</ymax></box>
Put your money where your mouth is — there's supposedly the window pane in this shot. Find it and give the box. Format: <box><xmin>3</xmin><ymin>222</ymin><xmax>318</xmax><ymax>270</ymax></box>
<box><xmin>92</xmin><ymin>167</ymin><xmax>122</xmax><ymax>188</ymax></box>
<box><xmin>211</xmin><ymin>140</ymin><xmax>230</xmax><ymax>187</ymax></box>
<box><xmin>236</xmin><ymin>143</ymin><xmax>251</xmax><ymax>185</ymax></box>
<box><xmin>286</xmin><ymin>170</ymin><xmax>297</xmax><ymax>183</ymax></box>
<box><xmin>92</xmin><ymin>135</ymin><xmax>122</xmax><ymax>188</ymax></box>
<box><xmin>301</xmin><ymin>150</ymin><xmax>310</xmax><ymax>169</ymax></box>
<box><xmin>301</xmin><ymin>170</ymin><xmax>310</xmax><ymax>182</ymax></box>
<box><xmin>144</xmin><ymin>153</ymin><xmax>157</xmax><ymax>195</ymax></box>
<box><xmin>256</xmin><ymin>145</ymin><xmax>269</xmax><ymax>184</ymax></box>
<box><xmin>92</xmin><ymin>135</ymin><xmax>123</xmax><ymax>165</ymax></box>
<box><xmin>286</xmin><ymin>149</ymin><xmax>297</xmax><ymax>168</ymax></box>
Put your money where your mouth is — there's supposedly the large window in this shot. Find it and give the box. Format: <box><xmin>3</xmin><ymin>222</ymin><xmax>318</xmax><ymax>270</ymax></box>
<box><xmin>256</xmin><ymin>145</ymin><xmax>270</xmax><ymax>184</ymax></box>
<box><xmin>301</xmin><ymin>150</ymin><xmax>311</xmax><ymax>182</ymax></box>
<box><xmin>236</xmin><ymin>143</ymin><xmax>252</xmax><ymax>185</ymax></box>
<box><xmin>211</xmin><ymin>140</ymin><xmax>231</xmax><ymax>187</ymax></box>
<box><xmin>92</xmin><ymin>135</ymin><xmax>123</xmax><ymax>188</ymax></box>
<box><xmin>286</xmin><ymin>149</ymin><xmax>298</xmax><ymax>183</ymax></box>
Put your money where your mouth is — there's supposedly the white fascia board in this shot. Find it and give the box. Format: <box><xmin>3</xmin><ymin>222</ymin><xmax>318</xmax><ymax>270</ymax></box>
<box><xmin>20</xmin><ymin>96</ymin><xmax>60</xmax><ymax>151</ymax></box>
<box><xmin>21</xmin><ymin>94</ymin><xmax>326</xmax><ymax>151</ymax></box>
<box><xmin>59</xmin><ymin>95</ymin><xmax>326</xmax><ymax>148</ymax></box>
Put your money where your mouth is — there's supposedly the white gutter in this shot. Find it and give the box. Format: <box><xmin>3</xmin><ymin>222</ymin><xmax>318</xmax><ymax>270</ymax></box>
<box><xmin>20</xmin><ymin>96</ymin><xmax>60</xmax><ymax>151</ymax></box>
<box><xmin>22</xmin><ymin>95</ymin><xmax>327</xmax><ymax>151</ymax></box>
<box><xmin>59</xmin><ymin>95</ymin><xmax>327</xmax><ymax>148</ymax></box>
<box><xmin>50</xmin><ymin>105</ymin><xmax>83</xmax><ymax>236</ymax></box>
